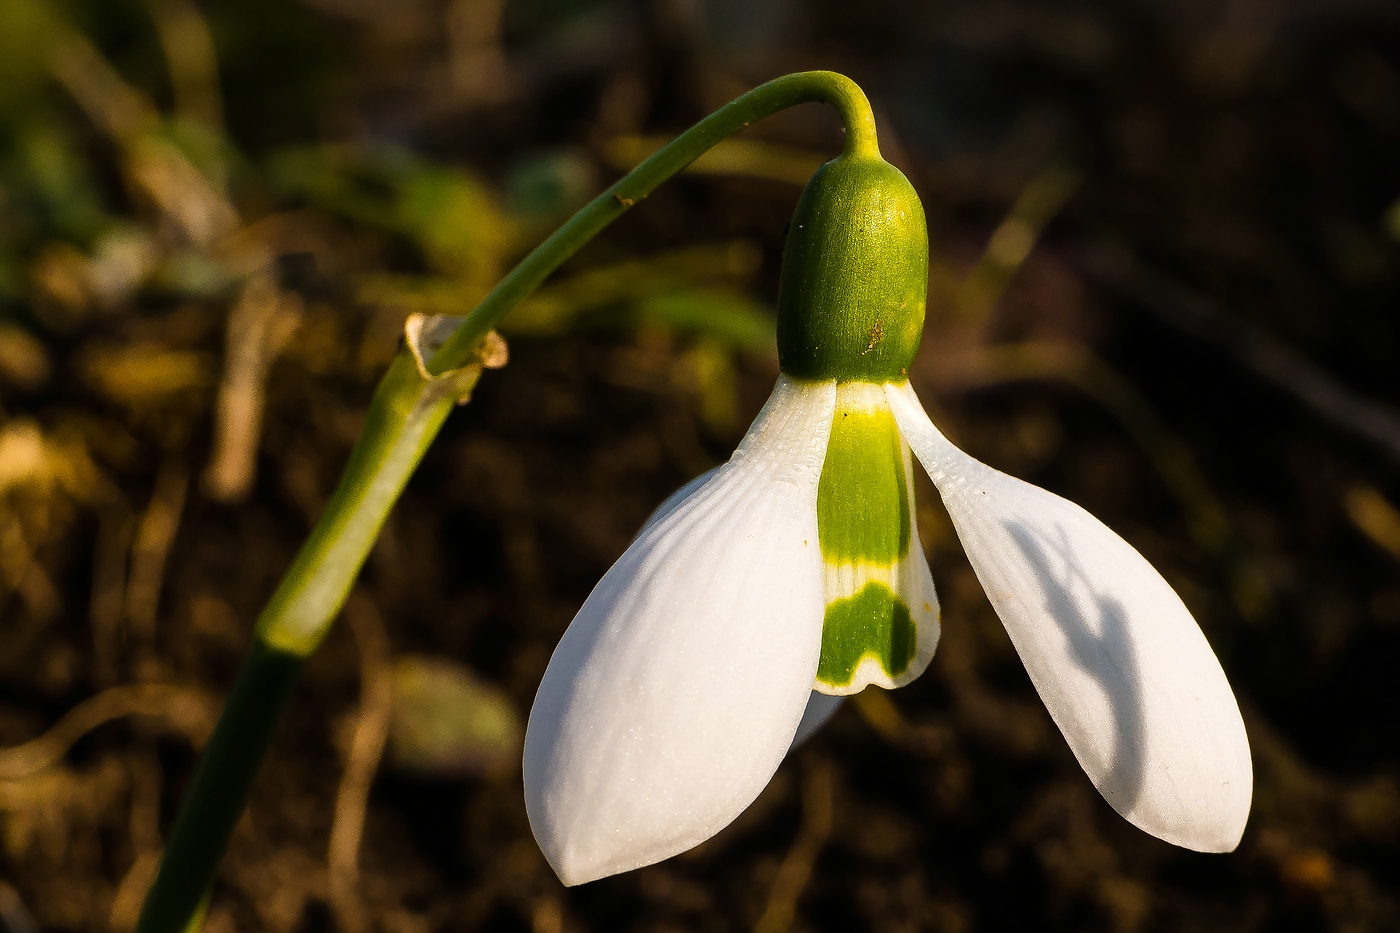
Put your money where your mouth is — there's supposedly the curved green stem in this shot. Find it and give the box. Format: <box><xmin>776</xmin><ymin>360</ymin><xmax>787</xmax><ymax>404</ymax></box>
<box><xmin>430</xmin><ymin>70</ymin><xmax>878</xmax><ymax>374</ymax></box>
<box><xmin>135</xmin><ymin>70</ymin><xmax>878</xmax><ymax>933</ymax></box>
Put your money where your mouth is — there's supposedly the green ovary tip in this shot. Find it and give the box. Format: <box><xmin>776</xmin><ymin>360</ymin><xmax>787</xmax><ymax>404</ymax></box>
<box><xmin>817</xmin><ymin>582</ymin><xmax>916</xmax><ymax>687</ymax></box>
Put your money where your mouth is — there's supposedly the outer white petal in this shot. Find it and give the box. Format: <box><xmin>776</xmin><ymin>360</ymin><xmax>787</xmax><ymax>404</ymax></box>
<box><xmin>638</xmin><ymin>467</ymin><xmax>719</xmax><ymax>536</ymax></box>
<box><xmin>886</xmin><ymin>381</ymin><xmax>1252</xmax><ymax>853</ymax></box>
<box><xmin>789</xmin><ymin>691</ymin><xmax>844</xmax><ymax>750</ymax></box>
<box><xmin>524</xmin><ymin>376</ymin><xmax>836</xmax><ymax>885</ymax></box>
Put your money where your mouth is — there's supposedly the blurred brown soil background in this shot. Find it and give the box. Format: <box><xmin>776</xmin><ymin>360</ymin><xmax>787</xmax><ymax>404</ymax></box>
<box><xmin>1</xmin><ymin>0</ymin><xmax>1400</xmax><ymax>930</ymax></box>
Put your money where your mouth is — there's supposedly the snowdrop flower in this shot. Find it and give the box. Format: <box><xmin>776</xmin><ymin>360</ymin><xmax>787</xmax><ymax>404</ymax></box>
<box><xmin>523</xmin><ymin>152</ymin><xmax>1252</xmax><ymax>886</ymax></box>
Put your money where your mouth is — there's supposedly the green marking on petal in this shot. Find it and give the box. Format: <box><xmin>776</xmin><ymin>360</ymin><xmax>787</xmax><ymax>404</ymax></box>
<box><xmin>816</xmin><ymin>582</ymin><xmax>916</xmax><ymax>688</ymax></box>
<box><xmin>816</xmin><ymin>384</ymin><xmax>910</xmax><ymax>564</ymax></box>
<box><xmin>814</xmin><ymin>381</ymin><xmax>940</xmax><ymax>695</ymax></box>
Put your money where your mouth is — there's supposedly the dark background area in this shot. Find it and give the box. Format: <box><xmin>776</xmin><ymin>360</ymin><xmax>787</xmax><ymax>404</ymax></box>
<box><xmin>1</xmin><ymin>0</ymin><xmax>1399</xmax><ymax>930</ymax></box>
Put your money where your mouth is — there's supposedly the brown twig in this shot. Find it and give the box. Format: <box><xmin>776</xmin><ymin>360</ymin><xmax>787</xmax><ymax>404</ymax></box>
<box><xmin>933</xmin><ymin>339</ymin><xmax>1277</xmax><ymax>621</ymax></box>
<box><xmin>851</xmin><ymin>688</ymin><xmax>954</xmax><ymax>758</ymax></box>
<box><xmin>0</xmin><ymin>511</ymin><xmax>62</xmax><ymax>626</ymax></box>
<box><xmin>935</xmin><ymin>340</ymin><xmax>1231</xmax><ymax>555</ymax></box>
<box><xmin>110</xmin><ymin>747</ymin><xmax>166</xmax><ymax>932</ymax></box>
<box><xmin>1343</xmin><ymin>485</ymin><xmax>1400</xmax><ymax>563</ymax></box>
<box><xmin>0</xmin><ymin>882</ymin><xmax>39</xmax><ymax>933</ymax></box>
<box><xmin>142</xmin><ymin>0</ymin><xmax>224</xmax><ymax>130</ymax></box>
<box><xmin>1083</xmin><ymin>241</ymin><xmax>1400</xmax><ymax>466</ymax></box>
<box><xmin>0</xmin><ymin>684</ymin><xmax>215</xmax><ymax>780</ymax></box>
<box><xmin>754</xmin><ymin>757</ymin><xmax>834</xmax><ymax>933</ymax></box>
<box><xmin>447</xmin><ymin>0</ymin><xmax>513</xmax><ymax>105</ymax></box>
<box><xmin>49</xmin><ymin>30</ymin><xmax>238</xmax><ymax>246</ymax></box>
<box><xmin>125</xmin><ymin>460</ymin><xmax>190</xmax><ymax>648</ymax></box>
<box><xmin>953</xmin><ymin>161</ymin><xmax>1082</xmax><ymax>326</ymax></box>
<box><xmin>328</xmin><ymin>594</ymin><xmax>394</xmax><ymax>933</ymax></box>
<box><xmin>90</xmin><ymin>506</ymin><xmax>135</xmax><ymax>685</ymax></box>
<box><xmin>203</xmin><ymin>275</ymin><xmax>304</xmax><ymax>502</ymax></box>
<box><xmin>47</xmin><ymin>34</ymin><xmax>159</xmax><ymax>144</ymax></box>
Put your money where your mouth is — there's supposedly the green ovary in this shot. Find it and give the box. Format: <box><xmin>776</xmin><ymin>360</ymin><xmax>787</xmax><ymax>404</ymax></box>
<box><xmin>817</xmin><ymin>582</ymin><xmax>916</xmax><ymax>686</ymax></box>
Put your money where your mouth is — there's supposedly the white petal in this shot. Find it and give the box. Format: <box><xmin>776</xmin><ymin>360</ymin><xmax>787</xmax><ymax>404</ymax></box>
<box><xmin>789</xmin><ymin>691</ymin><xmax>844</xmax><ymax>750</ymax></box>
<box><xmin>524</xmin><ymin>376</ymin><xmax>836</xmax><ymax>885</ymax></box>
<box><xmin>638</xmin><ymin>467</ymin><xmax>719</xmax><ymax>537</ymax></box>
<box><xmin>886</xmin><ymin>381</ymin><xmax>1252</xmax><ymax>853</ymax></box>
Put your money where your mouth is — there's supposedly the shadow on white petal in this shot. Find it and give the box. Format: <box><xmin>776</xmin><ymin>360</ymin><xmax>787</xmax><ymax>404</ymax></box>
<box><xmin>1002</xmin><ymin>522</ymin><xmax>1148</xmax><ymax>812</ymax></box>
<box><xmin>788</xmin><ymin>691</ymin><xmax>844</xmax><ymax>751</ymax></box>
<box><xmin>524</xmin><ymin>377</ymin><xmax>835</xmax><ymax>886</ymax></box>
<box><xmin>885</xmin><ymin>381</ymin><xmax>1252</xmax><ymax>854</ymax></box>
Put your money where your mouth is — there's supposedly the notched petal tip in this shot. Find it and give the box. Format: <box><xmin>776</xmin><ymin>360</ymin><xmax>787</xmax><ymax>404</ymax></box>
<box><xmin>885</xmin><ymin>380</ymin><xmax>1253</xmax><ymax>853</ymax></box>
<box><xmin>524</xmin><ymin>377</ymin><xmax>836</xmax><ymax>884</ymax></box>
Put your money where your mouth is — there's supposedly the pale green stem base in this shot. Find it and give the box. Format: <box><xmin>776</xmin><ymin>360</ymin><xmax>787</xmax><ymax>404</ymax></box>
<box><xmin>134</xmin><ymin>71</ymin><xmax>879</xmax><ymax>933</ymax></box>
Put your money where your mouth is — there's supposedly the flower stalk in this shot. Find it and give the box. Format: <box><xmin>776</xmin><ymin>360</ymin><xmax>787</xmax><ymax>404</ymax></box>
<box><xmin>135</xmin><ymin>71</ymin><xmax>882</xmax><ymax>933</ymax></box>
